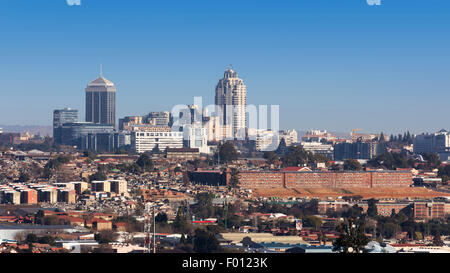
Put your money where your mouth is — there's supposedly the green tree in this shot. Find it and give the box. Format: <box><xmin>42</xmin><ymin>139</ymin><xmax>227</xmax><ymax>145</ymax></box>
<box><xmin>367</xmin><ymin>198</ymin><xmax>378</xmax><ymax>218</ymax></box>
<box><xmin>433</xmin><ymin>231</ymin><xmax>443</xmax><ymax>246</ymax></box>
<box><xmin>193</xmin><ymin>192</ymin><xmax>215</xmax><ymax>219</ymax></box>
<box><xmin>173</xmin><ymin>206</ymin><xmax>190</xmax><ymax>233</ymax></box>
<box><xmin>343</xmin><ymin>159</ymin><xmax>362</xmax><ymax>171</ymax></box>
<box><xmin>263</xmin><ymin>151</ymin><xmax>279</xmax><ymax>165</ymax></box>
<box><xmin>193</xmin><ymin>229</ymin><xmax>220</xmax><ymax>253</ymax></box>
<box><xmin>228</xmin><ymin>169</ymin><xmax>240</xmax><ymax>192</ymax></box>
<box><xmin>18</xmin><ymin>172</ymin><xmax>30</xmax><ymax>182</ymax></box>
<box><xmin>275</xmin><ymin>138</ymin><xmax>288</xmax><ymax>155</ymax></box>
<box><xmin>136</xmin><ymin>154</ymin><xmax>154</xmax><ymax>172</ymax></box>
<box><xmin>89</xmin><ymin>170</ymin><xmax>107</xmax><ymax>182</ymax></box>
<box><xmin>333</xmin><ymin>219</ymin><xmax>369</xmax><ymax>253</ymax></box>
<box><xmin>83</xmin><ymin>150</ymin><xmax>97</xmax><ymax>160</ymax></box>
<box><xmin>281</xmin><ymin>146</ymin><xmax>311</xmax><ymax>167</ymax></box>
<box><xmin>25</xmin><ymin>233</ymin><xmax>38</xmax><ymax>244</ymax></box>
<box><xmin>304</xmin><ymin>216</ymin><xmax>323</xmax><ymax>231</ymax></box>
<box><xmin>94</xmin><ymin>230</ymin><xmax>118</xmax><ymax>244</ymax></box>
<box><xmin>155</xmin><ymin>212</ymin><xmax>168</xmax><ymax>224</ymax></box>
<box><xmin>216</xmin><ymin>141</ymin><xmax>238</xmax><ymax>163</ymax></box>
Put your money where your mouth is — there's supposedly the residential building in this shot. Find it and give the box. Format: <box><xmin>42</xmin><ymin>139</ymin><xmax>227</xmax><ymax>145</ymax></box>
<box><xmin>334</xmin><ymin>140</ymin><xmax>381</xmax><ymax>161</ymax></box>
<box><xmin>109</xmin><ymin>180</ymin><xmax>127</xmax><ymax>195</ymax></box>
<box><xmin>280</xmin><ymin>130</ymin><xmax>298</xmax><ymax>146</ymax></box>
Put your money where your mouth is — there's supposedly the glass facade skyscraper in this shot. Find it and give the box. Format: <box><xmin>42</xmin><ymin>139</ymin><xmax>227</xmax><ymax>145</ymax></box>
<box><xmin>85</xmin><ymin>74</ymin><xmax>117</xmax><ymax>128</ymax></box>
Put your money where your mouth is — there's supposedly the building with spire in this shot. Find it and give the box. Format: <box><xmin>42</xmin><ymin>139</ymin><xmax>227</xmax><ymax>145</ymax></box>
<box><xmin>85</xmin><ymin>67</ymin><xmax>117</xmax><ymax>128</ymax></box>
<box><xmin>215</xmin><ymin>67</ymin><xmax>247</xmax><ymax>139</ymax></box>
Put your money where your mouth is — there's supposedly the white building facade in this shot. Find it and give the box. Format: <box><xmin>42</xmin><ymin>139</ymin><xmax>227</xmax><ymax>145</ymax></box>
<box><xmin>131</xmin><ymin>126</ymin><xmax>183</xmax><ymax>153</ymax></box>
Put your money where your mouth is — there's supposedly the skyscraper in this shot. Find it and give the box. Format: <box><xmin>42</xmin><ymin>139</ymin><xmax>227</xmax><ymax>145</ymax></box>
<box><xmin>53</xmin><ymin>108</ymin><xmax>78</xmax><ymax>143</ymax></box>
<box><xmin>85</xmin><ymin>69</ymin><xmax>117</xmax><ymax>128</ymax></box>
<box><xmin>215</xmin><ymin>68</ymin><xmax>247</xmax><ymax>139</ymax></box>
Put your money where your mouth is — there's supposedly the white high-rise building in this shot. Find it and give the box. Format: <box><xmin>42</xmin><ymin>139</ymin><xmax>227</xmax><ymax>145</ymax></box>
<box><xmin>215</xmin><ymin>68</ymin><xmax>247</xmax><ymax>139</ymax></box>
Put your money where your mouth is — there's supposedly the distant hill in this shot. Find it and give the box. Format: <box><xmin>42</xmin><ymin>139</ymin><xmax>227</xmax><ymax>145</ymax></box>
<box><xmin>0</xmin><ymin>125</ymin><xmax>53</xmax><ymax>137</ymax></box>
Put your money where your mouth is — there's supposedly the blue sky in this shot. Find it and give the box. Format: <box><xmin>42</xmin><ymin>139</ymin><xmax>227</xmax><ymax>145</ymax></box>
<box><xmin>0</xmin><ymin>0</ymin><xmax>449</xmax><ymax>134</ymax></box>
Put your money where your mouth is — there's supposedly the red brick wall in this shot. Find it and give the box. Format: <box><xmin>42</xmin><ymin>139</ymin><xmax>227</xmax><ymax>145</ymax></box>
<box><xmin>237</xmin><ymin>171</ymin><xmax>412</xmax><ymax>189</ymax></box>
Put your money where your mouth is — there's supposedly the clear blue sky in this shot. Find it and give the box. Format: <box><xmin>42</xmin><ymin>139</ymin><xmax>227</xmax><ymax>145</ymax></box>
<box><xmin>0</xmin><ymin>0</ymin><xmax>449</xmax><ymax>135</ymax></box>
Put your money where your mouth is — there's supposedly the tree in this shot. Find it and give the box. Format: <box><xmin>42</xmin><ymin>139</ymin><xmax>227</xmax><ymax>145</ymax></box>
<box><xmin>83</xmin><ymin>150</ymin><xmax>97</xmax><ymax>160</ymax></box>
<box><xmin>343</xmin><ymin>159</ymin><xmax>362</xmax><ymax>171</ymax></box>
<box><xmin>433</xmin><ymin>231</ymin><xmax>443</xmax><ymax>246</ymax></box>
<box><xmin>152</xmin><ymin>145</ymin><xmax>161</xmax><ymax>154</ymax></box>
<box><xmin>193</xmin><ymin>192</ymin><xmax>215</xmax><ymax>219</ymax></box>
<box><xmin>155</xmin><ymin>212</ymin><xmax>168</xmax><ymax>224</ymax></box>
<box><xmin>342</xmin><ymin>205</ymin><xmax>363</xmax><ymax>219</ymax></box>
<box><xmin>304</xmin><ymin>216</ymin><xmax>323</xmax><ymax>231</ymax></box>
<box><xmin>25</xmin><ymin>233</ymin><xmax>38</xmax><ymax>244</ymax></box>
<box><xmin>333</xmin><ymin>219</ymin><xmax>369</xmax><ymax>253</ymax></box>
<box><xmin>281</xmin><ymin>146</ymin><xmax>311</xmax><ymax>167</ymax></box>
<box><xmin>228</xmin><ymin>169</ymin><xmax>240</xmax><ymax>192</ymax></box>
<box><xmin>18</xmin><ymin>172</ymin><xmax>30</xmax><ymax>182</ymax></box>
<box><xmin>367</xmin><ymin>198</ymin><xmax>378</xmax><ymax>218</ymax></box>
<box><xmin>89</xmin><ymin>170</ymin><xmax>107</xmax><ymax>182</ymax></box>
<box><xmin>263</xmin><ymin>151</ymin><xmax>278</xmax><ymax>165</ymax></box>
<box><xmin>136</xmin><ymin>154</ymin><xmax>154</xmax><ymax>172</ymax></box>
<box><xmin>275</xmin><ymin>138</ymin><xmax>288</xmax><ymax>155</ymax></box>
<box><xmin>216</xmin><ymin>141</ymin><xmax>238</xmax><ymax>163</ymax></box>
<box><xmin>94</xmin><ymin>230</ymin><xmax>118</xmax><ymax>244</ymax></box>
<box><xmin>422</xmin><ymin>153</ymin><xmax>441</xmax><ymax>168</ymax></box>
<box><xmin>193</xmin><ymin>229</ymin><xmax>220</xmax><ymax>253</ymax></box>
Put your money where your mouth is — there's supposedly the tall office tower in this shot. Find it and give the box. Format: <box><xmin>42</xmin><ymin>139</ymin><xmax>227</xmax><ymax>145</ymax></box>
<box><xmin>215</xmin><ymin>68</ymin><xmax>247</xmax><ymax>139</ymax></box>
<box><xmin>53</xmin><ymin>108</ymin><xmax>78</xmax><ymax>143</ymax></box>
<box><xmin>85</xmin><ymin>69</ymin><xmax>117</xmax><ymax>128</ymax></box>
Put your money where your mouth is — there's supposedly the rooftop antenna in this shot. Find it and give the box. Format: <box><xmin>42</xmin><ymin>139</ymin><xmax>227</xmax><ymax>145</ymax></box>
<box><xmin>100</xmin><ymin>64</ymin><xmax>103</xmax><ymax>77</ymax></box>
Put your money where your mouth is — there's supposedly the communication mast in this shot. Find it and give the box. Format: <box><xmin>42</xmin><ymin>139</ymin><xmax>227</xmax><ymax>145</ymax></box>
<box><xmin>144</xmin><ymin>202</ymin><xmax>156</xmax><ymax>253</ymax></box>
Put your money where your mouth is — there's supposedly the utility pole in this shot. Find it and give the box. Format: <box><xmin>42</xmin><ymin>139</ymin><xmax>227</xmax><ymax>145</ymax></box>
<box><xmin>145</xmin><ymin>202</ymin><xmax>151</xmax><ymax>253</ymax></box>
<box><xmin>153</xmin><ymin>204</ymin><xmax>156</xmax><ymax>254</ymax></box>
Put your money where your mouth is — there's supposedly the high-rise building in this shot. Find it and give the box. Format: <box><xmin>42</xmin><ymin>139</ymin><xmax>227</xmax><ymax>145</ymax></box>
<box><xmin>414</xmin><ymin>129</ymin><xmax>450</xmax><ymax>162</ymax></box>
<box><xmin>334</xmin><ymin>140</ymin><xmax>381</xmax><ymax>161</ymax></box>
<box><xmin>145</xmin><ymin>111</ymin><xmax>172</xmax><ymax>126</ymax></box>
<box><xmin>215</xmin><ymin>68</ymin><xmax>247</xmax><ymax>139</ymax></box>
<box><xmin>53</xmin><ymin>108</ymin><xmax>78</xmax><ymax>142</ymax></box>
<box><xmin>184</xmin><ymin>125</ymin><xmax>210</xmax><ymax>154</ymax></box>
<box><xmin>55</xmin><ymin>122</ymin><xmax>118</xmax><ymax>152</ymax></box>
<box><xmin>85</xmin><ymin>70</ymin><xmax>117</xmax><ymax>128</ymax></box>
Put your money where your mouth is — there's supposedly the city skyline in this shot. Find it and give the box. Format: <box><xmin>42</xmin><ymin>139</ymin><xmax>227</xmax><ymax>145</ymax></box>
<box><xmin>0</xmin><ymin>0</ymin><xmax>449</xmax><ymax>134</ymax></box>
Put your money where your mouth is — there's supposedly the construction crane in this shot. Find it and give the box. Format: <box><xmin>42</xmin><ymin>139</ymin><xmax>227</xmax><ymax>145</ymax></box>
<box><xmin>351</xmin><ymin>128</ymin><xmax>362</xmax><ymax>141</ymax></box>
